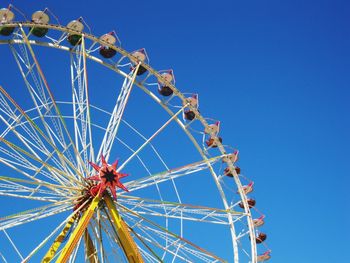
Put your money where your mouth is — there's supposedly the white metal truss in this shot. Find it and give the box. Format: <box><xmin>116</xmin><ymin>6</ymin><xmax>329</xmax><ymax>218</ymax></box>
<box><xmin>5</xmin><ymin>35</ymin><xmax>85</xmax><ymax>184</ymax></box>
<box><xmin>120</xmin><ymin>207</ymin><xmax>224</xmax><ymax>263</ymax></box>
<box><xmin>97</xmin><ymin>63</ymin><xmax>140</xmax><ymax>163</ymax></box>
<box><xmin>70</xmin><ymin>36</ymin><xmax>95</xmax><ymax>174</ymax></box>
<box><xmin>0</xmin><ymin>201</ymin><xmax>72</xmax><ymax>230</ymax></box>
<box><xmin>119</xmin><ymin>195</ymin><xmax>244</xmax><ymax>225</ymax></box>
<box><xmin>123</xmin><ymin>154</ymin><xmax>227</xmax><ymax>193</ymax></box>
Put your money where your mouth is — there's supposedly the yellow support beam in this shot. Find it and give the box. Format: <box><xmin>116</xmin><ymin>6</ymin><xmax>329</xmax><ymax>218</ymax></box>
<box><xmin>104</xmin><ymin>195</ymin><xmax>143</xmax><ymax>263</ymax></box>
<box><xmin>42</xmin><ymin>216</ymin><xmax>76</xmax><ymax>262</ymax></box>
<box><xmin>56</xmin><ymin>196</ymin><xmax>100</xmax><ymax>263</ymax></box>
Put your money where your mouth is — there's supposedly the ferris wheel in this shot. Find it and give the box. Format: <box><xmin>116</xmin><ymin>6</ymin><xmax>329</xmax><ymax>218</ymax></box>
<box><xmin>0</xmin><ymin>5</ymin><xmax>271</xmax><ymax>263</ymax></box>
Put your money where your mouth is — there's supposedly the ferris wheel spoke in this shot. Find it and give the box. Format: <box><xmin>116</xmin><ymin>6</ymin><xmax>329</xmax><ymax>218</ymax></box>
<box><xmin>0</xmin><ymin>136</ymin><xmax>82</xmax><ymax>190</ymax></box>
<box><xmin>0</xmin><ymin>192</ymin><xmax>65</xmax><ymax>203</ymax></box>
<box><xmin>133</xmin><ymin>224</ymin><xmax>217</xmax><ymax>263</ymax></box>
<box><xmin>119</xmin><ymin>203</ymin><xmax>225</xmax><ymax>262</ymax></box>
<box><xmin>121</xmin><ymin>119</ymin><xmax>183</xmax><ymax>204</ymax></box>
<box><xmin>0</xmin><ymin>176</ymin><xmax>79</xmax><ymax>192</ymax></box>
<box><xmin>98</xmin><ymin>63</ymin><xmax>141</xmax><ymax>163</ymax></box>
<box><xmin>0</xmin><ymin>86</ymin><xmax>85</xmax><ymax>181</ymax></box>
<box><xmin>124</xmin><ymin>219</ymin><xmax>189</xmax><ymax>262</ymax></box>
<box><xmin>0</xmin><ymin>94</ymin><xmax>74</xmax><ymax>179</ymax></box>
<box><xmin>0</xmin><ymin>252</ymin><xmax>7</xmax><ymax>263</ymax></box>
<box><xmin>117</xmin><ymin>105</ymin><xmax>189</xmax><ymax>173</ymax></box>
<box><xmin>0</xmin><ymin>162</ymin><xmax>67</xmax><ymax>200</ymax></box>
<box><xmin>122</xmin><ymin>153</ymin><xmax>226</xmax><ymax>193</ymax></box>
<box><xmin>0</xmin><ymin>144</ymin><xmax>78</xmax><ymax>196</ymax></box>
<box><xmin>123</xmin><ymin>213</ymin><xmax>222</xmax><ymax>262</ymax></box>
<box><xmin>118</xmin><ymin>196</ymin><xmax>242</xmax><ymax>225</ymax></box>
<box><xmin>8</xmin><ymin>42</ymin><xmax>74</xmax><ymax>164</ymax></box>
<box><xmin>70</xmin><ymin>36</ymin><xmax>95</xmax><ymax>172</ymax></box>
<box><xmin>0</xmin><ymin>201</ymin><xmax>72</xmax><ymax>231</ymax></box>
<box><xmin>0</xmin><ymin>115</ymin><xmax>73</xmax><ymax>186</ymax></box>
<box><xmin>0</xmin><ymin>180</ymin><xmax>64</xmax><ymax>197</ymax></box>
<box><xmin>17</xmin><ymin>26</ymin><xmax>90</xmax><ymax>177</ymax></box>
<box><xmin>3</xmin><ymin>229</ymin><xmax>24</xmax><ymax>261</ymax></box>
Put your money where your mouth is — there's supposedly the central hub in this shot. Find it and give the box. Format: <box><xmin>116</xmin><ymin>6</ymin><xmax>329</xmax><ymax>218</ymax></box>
<box><xmin>73</xmin><ymin>156</ymin><xmax>129</xmax><ymax>212</ymax></box>
<box><xmin>88</xmin><ymin>155</ymin><xmax>129</xmax><ymax>199</ymax></box>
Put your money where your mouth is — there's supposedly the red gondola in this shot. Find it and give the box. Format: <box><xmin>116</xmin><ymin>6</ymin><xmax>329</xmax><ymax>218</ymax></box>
<box><xmin>239</xmin><ymin>198</ymin><xmax>255</xmax><ymax>209</ymax></box>
<box><xmin>206</xmin><ymin>136</ymin><xmax>222</xmax><ymax>148</ymax></box>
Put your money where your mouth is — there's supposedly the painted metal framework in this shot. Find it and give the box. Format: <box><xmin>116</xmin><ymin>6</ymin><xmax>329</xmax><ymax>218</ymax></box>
<box><xmin>0</xmin><ymin>20</ymin><xmax>269</xmax><ymax>262</ymax></box>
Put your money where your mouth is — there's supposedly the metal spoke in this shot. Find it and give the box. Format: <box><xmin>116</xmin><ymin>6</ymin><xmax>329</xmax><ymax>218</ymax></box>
<box><xmin>3</xmin><ymin>229</ymin><xmax>24</xmax><ymax>260</ymax></box>
<box><xmin>18</xmin><ymin>26</ymin><xmax>90</xmax><ymax>179</ymax></box>
<box><xmin>0</xmin><ymin>92</ymin><xmax>76</xmax><ymax>184</ymax></box>
<box><xmin>117</xmin><ymin>105</ymin><xmax>188</xmax><ymax>173</ymax></box>
<box><xmin>119</xmin><ymin>195</ymin><xmax>243</xmax><ymax>225</ymax></box>
<box><xmin>0</xmin><ymin>85</ymin><xmax>84</xmax><ymax>182</ymax></box>
<box><xmin>0</xmin><ymin>176</ymin><xmax>79</xmax><ymax>192</ymax></box>
<box><xmin>119</xmin><ymin>203</ymin><xmax>225</xmax><ymax>262</ymax></box>
<box><xmin>0</xmin><ymin>136</ymin><xmax>81</xmax><ymax>189</ymax></box>
<box><xmin>70</xmin><ymin>36</ymin><xmax>95</xmax><ymax>173</ymax></box>
<box><xmin>0</xmin><ymin>201</ymin><xmax>73</xmax><ymax>230</ymax></box>
<box><xmin>123</xmin><ymin>153</ymin><xmax>227</xmax><ymax>193</ymax></box>
<box><xmin>97</xmin><ymin>63</ymin><xmax>140</xmax><ymax>162</ymax></box>
<box><xmin>8</xmin><ymin>41</ymin><xmax>77</xmax><ymax>177</ymax></box>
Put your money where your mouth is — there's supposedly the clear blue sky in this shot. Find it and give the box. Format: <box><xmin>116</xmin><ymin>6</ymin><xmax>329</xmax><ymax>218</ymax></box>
<box><xmin>2</xmin><ymin>0</ymin><xmax>350</xmax><ymax>262</ymax></box>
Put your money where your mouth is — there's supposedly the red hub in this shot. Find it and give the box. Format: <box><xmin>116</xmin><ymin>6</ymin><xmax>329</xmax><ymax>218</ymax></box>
<box><xmin>87</xmin><ymin>155</ymin><xmax>129</xmax><ymax>199</ymax></box>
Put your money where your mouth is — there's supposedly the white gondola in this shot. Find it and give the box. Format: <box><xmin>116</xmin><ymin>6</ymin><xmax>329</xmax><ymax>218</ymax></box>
<box><xmin>99</xmin><ymin>33</ymin><xmax>117</xmax><ymax>58</ymax></box>
<box><xmin>67</xmin><ymin>19</ymin><xmax>84</xmax><ymax>46</ymax></box>
<box><xmin>158</xmin><ymin>71</ymin><xmax>174</xmax><ymax>96</ymax></box>
<box><xmin>131</xmin><ymin>49</ymin><xmax>148</xmax><ymax>75</ymax></box>
<box><xmin>0</xmin><ymin>8</ymin><xmax>15</xmax><ymax>36</ymax></box>
<box><xmin>257</xmin><ymin>251</ymin><xmax>271</xmax><ymax>262</ymax></box>
<box><xmin>30</xmin><ymin>10</ymin><xmax>50</xmax><ymax>37</ymax></box>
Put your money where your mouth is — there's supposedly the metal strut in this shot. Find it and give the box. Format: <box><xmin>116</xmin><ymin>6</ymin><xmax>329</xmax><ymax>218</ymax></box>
<box><xmin>43</xmin><ymin>194</ymin><xmax>142</xmax><ymax>262</ymax></box>
<box><xmin>55</xmin><ymin>196</ymin><xmax>100</xmax><ymax>263</ymax></box>
<box><xmin>42</xmin><ymin>216</ymin><xmax>76</xmax><ymax>262</ymax></box>
<box><xmin>104</xmin><ymin>195</ymin><xmax>144</xmax><ymax>263</ymax></box>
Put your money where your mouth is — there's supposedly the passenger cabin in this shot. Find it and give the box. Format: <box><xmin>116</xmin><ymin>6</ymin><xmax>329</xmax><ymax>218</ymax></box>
<box><xmin>205</xmin><ymin>121</ymin><xmax>220</xmax><ymax>135</ymax></box>
<box><xmin>130</xmin><ymin>49</ymin><xmax>147</xmax><ymax>75</ymax></box>
<box><xmin>183</xmin><ymin>94</ymin><xmax>198</xmax><ymax>120</ymax></box>
<box><xmin>253</xmin><ymin>215</ymin><xmax>265</xmax><ymax>227</ymax></box>
<box><xmin>184</xmin><ymin>109</ymin><xmax>196</xmax><ymax>121</ymax></box>
<box><xmin>0</xmin><ymin>8</ymin><xmax>15</xmax><ymax>36</ymax></box>
<box><xmin>255</xmin><ymin>232</ymin><xmax>267</xmax><ymax>244</ymax></box>
<box><xmin>222</xmin><ymin>150</ymin><xmax>239</xmax><ymax>164</ymax></box>
<box><xmin>257</xmin><ymin>251</ymin><xmax>271</xmax><ymax>262</ymax></box>
<box><xmin>206</xmin><ymin>136</ymin><xmax>222</xmax><ymax>148</ymax></box>
<box><xmin>242</xmin><ymin>181</ymin><xmax>254</xmax><ymax>194</ymax></box>
<box><xmin>158</xmin><ymin>71</ymin><xmax>174</xmax><ymax>96</ymax></box>
<box><xmin>239</xmin><ymin>198</ymin><xmax>256</xmax><ymax>209</ymax></box>
<box><xmin>30</xmin><ymin>10</ymin><xmax>49</xmax><ymax>37</ymax></box>
<box><xmin>224</xmin><ymin>166</ymin><xmax>240</xmax><ymax>177</ymax></box>
<box><xmin>67</xmin><ymin>19</ymin><xmax>84</xmax><ymax>46</ymax></box>
<box><xmin>99</xmin><ymin>32</ymin><xmax>117</xmax><ymax>58</ymax></box>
